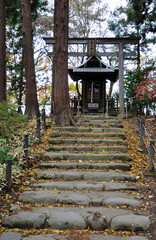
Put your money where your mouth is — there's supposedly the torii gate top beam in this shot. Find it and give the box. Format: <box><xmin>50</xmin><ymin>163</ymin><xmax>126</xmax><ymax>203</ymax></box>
<box><xmin>44</xmin><ymin>37</ymin><xmax>140</xmax><ymax>57</ymax></box>
<box><xmin>44</xmin><ymin>37</ymin><xmax>140</xmax><ymax>45</ymax></box>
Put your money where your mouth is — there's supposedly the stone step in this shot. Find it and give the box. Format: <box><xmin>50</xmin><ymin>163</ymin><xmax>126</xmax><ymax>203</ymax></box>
<box><xmin>0</xmin><ymin>232</ymin><xmax>149</xmax><ymax>240</ymax></box>
<box><xmin>77</xmin><ymin>119</ymin><xmax>121</xmax><ymax>124</ymax></box>
<box><xmin>37</xmin><ymin>170</ymin><xmax>136</xmax><ymax>182</ymax></box>
<box><xmin>39</xmin><ymin>162</ymin><xmax>131</xmax><ymax>171</ymax></box>
<box><xmin>51</xmin><ymin>132</ymin><xmax>126</xmax><ymax>139</ymax></box>
<box><xmin>2</xmin><ymin>206</ymin><xmax>150</xmax><ymax>232</ymax></box>
<box><xmin>78</xmin><ymin>122</ymin><xmax>123</xmax><ymax>128</ymax></box>
<box><xmin>76</xmin><ymin>119</ymin><xmax>121</xmax><ymax>127</ymax></box>
<box><xmin>45</xmin><ymin>145</ymin><xmax>127</xmax><ymax>153</ymax></box>
<box><xmin>1</xmin><ymin>114</ymin><xmax>151</xmax><ymax>237</ymax></box>
<box><xmin>33</xmin><ymin>180</ymin><xmax>137</xmax><ymax>191</ymax></box>
<box><xmin>18</xmin><ymin>190</ymin><xmax>140</xmax><ymax>208</ymax></box>
<box><xmin>45</xmin><ymin>152</ymin><xmax>131</xmax><ymax>161</ymax></box>
<box><xmin>76</xmin><ymin>114</ymin><xmax>118</xmax><ymax>119</ymax></box>
<box><xmin>54</xmin><ymin>126</ymin><xmax>125</xmax><ymax>133</ymax></box>
<box><xmin>1</xmin><ymin>114</ymin><xmax>151</xmax><ymax>238</ymax></box>
<box><xmin>48</xmin><ymin>138</ymin><xmax>128</xmax><ymax>146</ymax></box>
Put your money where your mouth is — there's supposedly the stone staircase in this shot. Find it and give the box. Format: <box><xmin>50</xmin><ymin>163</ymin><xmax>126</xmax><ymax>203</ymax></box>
<box><xmin>2</xmin><ymin>114</ymin><xmax>150</xmax><ymax>240</ymax></box>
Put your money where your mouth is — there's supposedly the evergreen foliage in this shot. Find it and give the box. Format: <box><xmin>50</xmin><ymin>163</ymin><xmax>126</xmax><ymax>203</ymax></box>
<box><xmin>0</xmin><ymin>102</ymin><xmax>27</xmax><ymax>139</ymax></box>
<box><xmin>108</xmin><ymin>0</ymin><xmax>156</xmax><ymax>47</ymax></box>
<box><xmin>0</xmin><ymin>102</ymin><xmax>27</xmax><ymax>165</ymax></box>
<box><xmin>0</xmin><ymin>145</ymin><xmax>12</xmax><ymax>165</ymax></box>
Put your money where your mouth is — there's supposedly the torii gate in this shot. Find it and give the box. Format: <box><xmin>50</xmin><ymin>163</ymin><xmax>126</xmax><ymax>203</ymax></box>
<box><xmin>44</xmin><ymin>37</ymin><xmax>140</xmax><ymax>117</ymax></box>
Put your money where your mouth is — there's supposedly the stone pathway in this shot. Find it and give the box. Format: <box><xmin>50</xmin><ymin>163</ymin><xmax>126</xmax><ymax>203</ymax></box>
<box><xmin>1</xmin><ymin>114</ymin><xmax>150</xmax><ymax>240</ymax></box>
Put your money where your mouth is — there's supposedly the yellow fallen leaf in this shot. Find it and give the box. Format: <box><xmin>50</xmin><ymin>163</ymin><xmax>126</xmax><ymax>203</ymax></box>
<box><xmin>6</xmin><ymin>194</ymin><xmax>9</xmax><ymax>200</ymax></box>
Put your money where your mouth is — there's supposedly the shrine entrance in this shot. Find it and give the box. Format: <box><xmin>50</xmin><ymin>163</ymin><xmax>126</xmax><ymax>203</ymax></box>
<box><xmin>68</xmin><ymin>56</ymin><xmax>118</xmax><ymax>113</ymax></box>
<box><xmin>86</xmin><ymin>82</ymin><xmax>102</xmax><ymax>111</ymax></box>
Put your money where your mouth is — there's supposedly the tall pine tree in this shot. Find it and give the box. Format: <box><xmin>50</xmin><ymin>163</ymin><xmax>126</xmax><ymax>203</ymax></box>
<box><xmin>21</xmin><ymin>0</ymin><xmax>39</xmax><ymax>118</ymax></box>
<box><xmin>53</xmin><ymin>0</ymin><xmax>74</xmax><ymax>126</ymax></box>
<box><xmin>0</xmin><ymin>0</ymin><xmax>7</xmax><ymax>102</ymax></box>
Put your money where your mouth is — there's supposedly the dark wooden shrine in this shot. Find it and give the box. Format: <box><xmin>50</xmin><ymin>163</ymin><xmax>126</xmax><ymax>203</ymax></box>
<box><xmin>68</xmin><ymin>56</ymin><xmax>118</xmax><ymax>113</ymax></box>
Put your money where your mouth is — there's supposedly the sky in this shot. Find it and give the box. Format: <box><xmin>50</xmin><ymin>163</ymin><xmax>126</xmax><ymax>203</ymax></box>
<box><xmin>48</xmin><ymin>0</ymin><xmax>127</xmax><ymax>12</ymax></box>
<box><xmin>104</xmin><ymin>0</ymin><xmax>127</xmax><ymax>10</ymax></box>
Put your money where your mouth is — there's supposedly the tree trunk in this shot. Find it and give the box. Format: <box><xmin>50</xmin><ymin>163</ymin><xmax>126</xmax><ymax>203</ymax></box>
<box><xmin>137</xmin><ymin>26</ymin><xmax>140</xmax><ymax>69</ymax></box>
<box><xmin>109</xmin><ymin>81</ymin><xmax>114</xmax><ymax>97</ymax></box>
<box><xmin>53</xmin><ymin>0</ymin><xmax>74</xmax><ymax>126</ymax></box>
<box><xmin>76</xmin><ymin>81</ymin><xmax>82</xmax><ymax>98</ymax></box>
<box><xmin>21</xmin><ymin>0</ymin><xmax>39</xmax><ymax>118</ymax></box>
<box><xmin>51</xmin><ymin>59</ymin><xmax>54</xmax><ymax>114</ymax></box>
<box><xmin>18</xmin><ymin>52</ymin><xmax>24</xmax><ymax>114</ymax></box>
<box><xmin>0</xmin><ymin>0</ymin><xmax>7</xmax><ymax>102</ymax></box>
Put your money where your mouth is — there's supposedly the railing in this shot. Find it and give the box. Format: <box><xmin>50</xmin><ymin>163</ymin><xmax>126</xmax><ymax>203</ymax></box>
<box><xmin>4</xmin><ymin>109</ymin><xmax>47</xmax><ymax>191</ymax></box>
<box><xmin>137</xmin><ymin>115</ymin><xmax>155</xmax><ymax>172</ymax></box>
<box><xmin>70</xmin><ymin>98</ymin><xmax>82</xmax><ymax>114</ymax></box>
<box><xmin>106</xmin><ymin>98</ymin><xmax>130</xmax><ymax>118</ymax></box>
<box><xmin>70</xmin><ymin>97</ymin><xmax>131</xmax><ymax>115</ymax></box>
<box><xmin>105</xmin><ymin>98</ymin><xmax>120</xmax><ymax>114</ymax></box>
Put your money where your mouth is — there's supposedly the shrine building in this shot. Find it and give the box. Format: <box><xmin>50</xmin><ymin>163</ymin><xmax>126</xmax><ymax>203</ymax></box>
<box><xmin>68</xmin><ymin>56</ymin><xmax>118</xmax><ymax>113</ymax></box>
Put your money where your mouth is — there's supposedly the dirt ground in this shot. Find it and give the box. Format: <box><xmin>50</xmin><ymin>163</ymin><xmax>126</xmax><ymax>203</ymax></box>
<box><xmin>126</xmin><ymin>115</ymin><xmax>156</xmax><ymax>240</ymax></box>
<box><xmin>0</xmin><ymin>115</ymin><xmax>155</xmax><ymax>239</ymax></box>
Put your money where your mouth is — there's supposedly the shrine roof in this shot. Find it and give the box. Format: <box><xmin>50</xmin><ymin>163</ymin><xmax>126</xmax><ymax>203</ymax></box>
<box><xmin>68</xmin><ymin>56</ymin><xmax>118</xmax><ymax>82</ymax></box>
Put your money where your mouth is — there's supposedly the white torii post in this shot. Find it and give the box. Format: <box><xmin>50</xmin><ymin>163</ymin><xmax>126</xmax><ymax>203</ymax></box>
<box><xmin>119</xmin><ymin>43</ymin><xmax>124</xmax><ymax>118</ymax></box>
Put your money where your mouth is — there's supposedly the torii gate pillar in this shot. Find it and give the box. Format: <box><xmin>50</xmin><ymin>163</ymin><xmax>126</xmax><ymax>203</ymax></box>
<box><xmin>119</xmin><ymin>43</ymin><xmax>124</xmax><ymax>118</ymax></box>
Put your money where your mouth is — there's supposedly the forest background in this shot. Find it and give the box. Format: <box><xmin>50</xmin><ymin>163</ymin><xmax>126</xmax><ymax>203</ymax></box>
<box><xmin>0</xmin><ymin>0</ymin><xmax>155</xmax><ymax>118</ymax></box>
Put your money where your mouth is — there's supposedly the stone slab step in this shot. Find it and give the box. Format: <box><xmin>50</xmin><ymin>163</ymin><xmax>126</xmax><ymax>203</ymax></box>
<box><xmin>78</xmin><ymin>123</ymin><xmax>123</xmax><ymax>128</ymax></box>
<box><xmin>39</xmin><ymin>162</ymin><xmax>131</xmax><ymax>171</ymax></box>
<box><xmin>48</xmin><ymin>138</ymin><xmax>128</xmax><ymax>146</ymax></box>
<box><xmin>77</xmin><ymin>119</ymin><xmax>121</xmax><ymax>124</ymax></box>
<box><xmin>45</xmin><ymin>152</ymin><xmax>131</xmax><ymax>161</ymax></box>
<box><xmin>51</xmin><ymin>132</ymin><xmax>126</xmax><ymax>139</ymax></box>
<box><xmin>45</xmin><ymin>145</ymin><xmax>127</xmax><ymax>153</ymax></box>
<box><xmin>76</xmin><ymin>114</ymin><xmax>117</xmax><ymax>118</ymax></box>
<box><xmin>76</xmin><ymin>115</ymin><xmax>119</xmax><ymax>120</ymax></box>
<box><xmin>77</xmin><ymin>120</ymin><xmax>123</xmax><ymax>128</ymax></box>
<box><xmin>33</xmin><ymin>180</ymin><xmax>137</xmax><ymax>191</ymax></box>
<box><xmin>0</xmin><ymin>232</ymin><xmax>23</xmax><ymax>240</ymax></box>
<box><xmin>54</xmin><ymin>127</ymin><xmax>125</xmax><ymax>133</ymax></box>
<box><xmin>18</xmin><ymin>190</ymin><xmax>140</xmax><ymax>207</ymax></box>
<box><xmin>37</xmin><ymin>170</ymin><xmax>136</xmax><ymax>182</ymax></box>
<box><xmin>0</xmin><ymin>232</ymin><xmax>149</xmax><ymax>240</ymax></box>
<box><xmin>2</xmin><ymin>206</ymin><xmax>150</xmax><ymax>231</ymax></box>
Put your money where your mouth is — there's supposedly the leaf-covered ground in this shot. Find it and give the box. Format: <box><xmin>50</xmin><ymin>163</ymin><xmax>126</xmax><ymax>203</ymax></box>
<box><xmin>0</xmin><ymin>116</ymin><xmax>155</xmax><ymax>239</ymax></box>
<box><xmin>121</xmin><ymin>116</ymin><xmax>156</xmax><ymax>239</ymax></box>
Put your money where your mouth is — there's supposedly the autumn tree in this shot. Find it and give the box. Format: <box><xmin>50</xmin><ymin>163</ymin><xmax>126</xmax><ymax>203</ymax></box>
<box><xmin>133</xmin><ymin>66</ymin><xmax>156</xmax><ymax>104</ymax></box>
<box><xmin>21</xmin><ymin>0</ymin><xmax>39</xmax><ymax>118</ymax></box>
<box><xmin>125</xmin><ymin>65</ymin><xmax>156</xmax><ymax>112</ymax></box>
<box><xmin>68</xmin><ymin>0</ymin><xmax>108</xmax><ymax>66</ymax></box>
<box><xmin>69</xmin><ymin>0</ymin><xmax>107</xmax><ymax>38</ymax></box>
<box><xmin>53</xmin><ymin>0</ymin><xmax>74</xmax><ymax>126</ymax></box>
<box><xmin>0</xmin><ymin>0</ymin><xmax>7</xmax><ymax>102</ymax></box>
